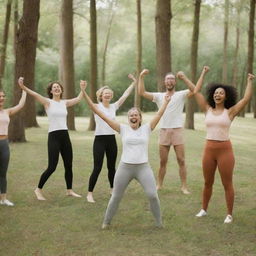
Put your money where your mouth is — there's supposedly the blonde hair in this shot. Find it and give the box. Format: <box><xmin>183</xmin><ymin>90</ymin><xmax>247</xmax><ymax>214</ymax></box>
<box><xmin>127</xmin><ymin>107</ymin><xmax>142</xmax><ymax>127</ymax></box>
<box><xmin>96</xmin><ymin>86</ymin><xmax>113</xmax><ymax>102</ymax></box>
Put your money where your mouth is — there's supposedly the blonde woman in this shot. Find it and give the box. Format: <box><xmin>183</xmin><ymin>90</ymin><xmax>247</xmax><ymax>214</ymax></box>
<box><xmin>80</xmin><ymin>77</ymin><xmax>170</xmax><ymax>228</ymax></box>
<box><xmin>86</xmin><ymin>74</ymin><xmax>136</xmax><ymax>203</ymax></box>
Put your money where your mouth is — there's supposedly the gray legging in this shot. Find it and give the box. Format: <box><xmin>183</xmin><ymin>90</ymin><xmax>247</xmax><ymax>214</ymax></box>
<box><xmin>103</xmin><ymin>161</ymin><xmax>162</xmax><ymax>226</ymax></box>
<box><xmin>0</xmin><ymin>139</ymin><xmax>10</xmax><ymax>194</ymax></box>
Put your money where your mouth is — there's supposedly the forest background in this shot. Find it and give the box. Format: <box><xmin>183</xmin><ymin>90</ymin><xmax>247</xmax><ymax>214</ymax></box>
<box><xmin>0</xmin><ymin>0</ymin><xmax>255</xmax><ymax>140</ymax></box>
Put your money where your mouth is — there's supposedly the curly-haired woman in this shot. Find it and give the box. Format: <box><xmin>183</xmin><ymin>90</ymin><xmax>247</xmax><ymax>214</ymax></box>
<box><xmin>194</xmin><ymin>66</ymin><xmax>255</xmax><ymax>224</ymax></box>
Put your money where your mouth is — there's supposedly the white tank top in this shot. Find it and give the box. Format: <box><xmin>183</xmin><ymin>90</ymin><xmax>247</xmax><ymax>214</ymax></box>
<box><xmin>46</xmin><ymin>99</ymin><xmax>68</xmax><ymax>132</ymax></box>
<box><xmin>0</xmin><ymin>110</ymin><xmax>10</xmax><ymax>135</ymax></box>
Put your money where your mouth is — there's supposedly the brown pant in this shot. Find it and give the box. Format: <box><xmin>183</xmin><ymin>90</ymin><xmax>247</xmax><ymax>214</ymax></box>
<box><xmin>201</xmin><ymin>140</ymin><xmax>235</xmax><ymax>215</ymax></box>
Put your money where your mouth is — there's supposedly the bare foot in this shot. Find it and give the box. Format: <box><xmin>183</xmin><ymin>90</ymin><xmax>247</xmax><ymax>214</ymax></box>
<box><xmin>66</xmin><ymin>190</ymin><xmax>82</xmax><ymax>198</ymax></box>
<box><xmin>34</xmin><ymin>188</ymin><xmax>46</xmax><ymax>200</ymax></box>
<box><xmin>86</xmin><ymin>192</ymin><xmax>95</xmax><ymax>203</ymax></box>
<box><xmin>181</xmin><ymin>187</ymin><xmax>191</xmax><ymax>195</ymax></box>
<box><xmin>156</xmin><ymin>185</ymin><xmax>162</xmax><ymax>191</ymax></box>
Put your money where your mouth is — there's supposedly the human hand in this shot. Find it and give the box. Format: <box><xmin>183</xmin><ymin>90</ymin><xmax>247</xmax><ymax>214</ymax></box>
<box><xmin>128</xmin><ymin>74</ymin><xmax>136</xmax><ymax>82</ymax></box>
<box><xmin>176</xmin><ymin>71</ymin><xmax>186</xmax><ymax>80</ymax></box>
<box><xmin>80</xmin><ymin>80</ymin><xmax>87</xmax><ymax>91</ymax></box>
<box><xmin>248</xmin><ymin>73</ymin><xmax>255</xmax><ymax>81</ymax></box>
<box><xmin>140</xmin><ymin>69</ymin><xmax>149</xmax><ymax>77</ymax></box>
<box><xmin>18</xmin><ymin>77</ymin><xmax>25</xmax><ymax>89</ymax></box>
<box><xmin>202</xmin><ymin>66</ymin><xmax>210</xmax><ymax>73</ymax></box>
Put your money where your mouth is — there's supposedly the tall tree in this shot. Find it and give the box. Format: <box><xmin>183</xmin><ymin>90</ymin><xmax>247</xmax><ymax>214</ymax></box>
<box><xmin>101</xmin><ymin>0</ymin><xmax>115</xmax><ymax>86</ymax></box>
<box><xmin>155</xmin><ymin>0</ymin><xmax>172</xmax><ymax>92</ymax></box>
<box><xmin>9</xmin><ymin>0</ymin><xmax>40</xmax><ymax>141</ymax></box>
<box><xmin>13</xmin><ymin>0</ymin><xmax>18</xmax><ymax>56</ymax></box>
<box><xmin>0</xmin><ymin>0</ymin><xmax>12</xmax><ymax>89</ymax></box>
<box><xmin>59</xmin><ymin>0</ymin><xmax>76</xmax><ymax>130</ymax></box>
<box><xmin>134</xmin><ymin>0</ymin><xmax>142</xmax><ymax>108</ymax></box>
<box><xmin>232</xmin><ymin>0</ymin><xmax>242</xmax><ymax>88</ymax></box>
<box><xmin>88</xmin><ymin>0</ymin><xmax>97</xmax><ymax>130</ymax></box>
<box><xmin>185</xmin><ymin>0</ymin><xmax>201</xmax><ymax>130</ymax></box>
<box><xmin>222</xmin><ymin>0</ymin><xmax>229</xmax><ymax>84</ymax></box>
<box><xmin>247</xmin><ymin>0</ymin><xmax>255</xmax><ymax>117</ymax></box>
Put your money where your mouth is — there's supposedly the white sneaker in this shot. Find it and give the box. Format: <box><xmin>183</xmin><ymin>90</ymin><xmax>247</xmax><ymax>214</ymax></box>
<box><xmin>224</xmin><ymin>214</ymin><xmax>233</xmax><ymax>224</ymax></box>
<box><xmin>0</xmin><ymin>199</ymin><xmax>14</xmax><ymax>206</ymax></box>
<box><xmin>196</xmin><ymin>209</ymin><xmax>207</xmax><ymax>217</ymax></box>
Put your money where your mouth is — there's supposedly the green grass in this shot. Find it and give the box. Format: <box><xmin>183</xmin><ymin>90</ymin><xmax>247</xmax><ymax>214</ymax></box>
<box><xmin>1</xmin><ymin>113</ymin><xmax>255</xmax><ymax>256</ymax></box>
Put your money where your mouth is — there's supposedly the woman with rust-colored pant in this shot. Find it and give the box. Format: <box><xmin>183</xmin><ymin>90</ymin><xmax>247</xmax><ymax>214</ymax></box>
<box><xmin>193</xmin><ymin>66</ymin><xmax>255</xmax><ymax>224</ymax></box>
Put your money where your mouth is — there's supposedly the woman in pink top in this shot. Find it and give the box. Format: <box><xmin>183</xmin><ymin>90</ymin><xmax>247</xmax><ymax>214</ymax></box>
<box><xmin>0</xmin><ymin>78</ymin><xmax>26</xmax><ymax>206</ymax></box>
<box><xmin>194</xmin><ymin>66</ymin><xmax>255</xmax><ymax>224</ymax></box>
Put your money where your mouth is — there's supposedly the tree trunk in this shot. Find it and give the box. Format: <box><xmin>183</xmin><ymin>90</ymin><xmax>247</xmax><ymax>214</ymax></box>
<box><xmin>13</xmin><ymin>0</ymin><xmax>18</xmax><ymax>56</ymax></box>
<box><xmin>88</xmin><ymin>0</ymin><xmax>97</xmax><ymax>131</ymax></box>
<box><xmin>247</xmin><ymin>0</ymin><xmax>255</xmax><ymax>117</ymax></box>
<box><xmin>134</xmin><ymin>0</ymin><xmax>142</xmax><ymax>108</ymax></box>
<box><xmin>0</xmin><ymin>0</ymin><xmax>12</xmax><ymax>89</ymax></box>
<box><xmin>232</xmin><ymin>1</ymin><xmax>242</xmax><ymax>89</ymax></box>
<box><xmin>101</xmin><ymin>3</ymin><xmax>115</xmax><ymax>86</ymax></box>
<box><xmin>185</xmin><ymin>0</ymin><xmax>201</xmax><ymax>130</ymax></box>
<box><xmin>60</xmin><ymin>0</ymin><xmax>76</xmax><ymax>130</ymax></box>
<box><xmin>9</xmin><ymin>0</ymin><xmax>40</xmax><ymax>142</ymax></box>
<box><xmin>222</xmin><ymin>0</ymin><xmax>229</xmax><ymax>84</ymax></box>
<box><xmin>155</xmin><ymin>0</ymin><xmax>172</xmax><ymax>92</ymax></box>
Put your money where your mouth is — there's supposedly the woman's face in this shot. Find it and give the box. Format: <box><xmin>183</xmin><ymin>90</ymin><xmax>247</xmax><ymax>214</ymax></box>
<box><xmin>101</xmin><ymin>89</ymin><xmax>113</xmax><ymax>102</ymax></box>
<box><xmin>50</xmin><ymin>83</ymin><xmax>63</xmax><ymax>97</ymax></box>
<box><xmin>213</xmin><ymin>87</ymin><xmax>226</xmax><ymax>105</ymax></box>
<box><xmin>128</xmin><ymin>109</ymin><xmax>141</xmax><ymax>129</ymax></box>
<box><xmin>0</xmin><ymin>91</ymin><xmax>6</xmax><ymax>108</ymax></box>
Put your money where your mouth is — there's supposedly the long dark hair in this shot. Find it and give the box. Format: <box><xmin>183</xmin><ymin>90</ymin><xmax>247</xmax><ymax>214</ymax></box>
<box><xmin>46</xmin><ymin>82</ymin><xmax>64</xmax><ymax>99</ymax></box>
<box><xmin>206</xmin><ymin>83</ymin><xmax>237</xmax><ymax>109</ymax></box>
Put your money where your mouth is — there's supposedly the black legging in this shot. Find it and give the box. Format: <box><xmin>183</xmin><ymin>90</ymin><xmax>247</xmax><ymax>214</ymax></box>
<box><xmin>88</xmin><ymin>135</ymin><xmax>117</xmax><ymax>192</ymax></box>
<box><xmin>38</xmin><ymin>130</ymin><xmax>73</xmax><ymax>189</ymax></box>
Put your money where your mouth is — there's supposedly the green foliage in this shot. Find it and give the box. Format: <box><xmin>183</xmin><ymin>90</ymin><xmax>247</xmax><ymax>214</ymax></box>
<box><xmin>0</xmin><ymin>0</ymin><xmax>255</xmax><ymax>114</ymax></box>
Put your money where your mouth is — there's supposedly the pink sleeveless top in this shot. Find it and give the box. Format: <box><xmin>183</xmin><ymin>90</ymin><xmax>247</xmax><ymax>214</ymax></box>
<box><xmin>0</xmin><ymin>110</ymin><xmax>10</xmax><ymax>135</ymax></box>
<box><xmin>205</xmin><ymin>108</ymin><xmax>231</xmax><ymax>141</ymax></box>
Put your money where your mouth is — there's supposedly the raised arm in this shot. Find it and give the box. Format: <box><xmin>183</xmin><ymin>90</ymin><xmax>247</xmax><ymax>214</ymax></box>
<box><xmin>150</xmin><ymin>94</ymin><xmax>171</xmax><ymax>130</ymax></box>
<box><xmin>138</xmin><ymin>69</ymin><xmax>154</xmax><ymax>101</ymax></box>
<box><xmin>80</xmin><ymin>80</ymin><xmax>120</xmax><ymax>132</ymax></box>
<box><xmin>229</xmin><ymin>73</ymin><xmax>255</xmax><ymax>119</ymax></box>
<box><xmin>193</xmin><ymin>66</ymin><xmax>210</xmax><ymax>113</ymax></box>
<box><xmin>18</xmin><ymin>77</ymin><xmax>49</xmax><ymax>108</ymax></box>
<box><xmin>65</xmin><ymin>88</ymin><xmax>84</xmax><ymax>108</ymax></box>
<box><xmin>115</xmin><ymin>74</ymin><xmax>136</xmax><ymax>108</ymax></box>
<box><xmin>176</xmin><ymin>71</ymin><xmax>195</xmax><ymax>98</ymax></box>
<box><xmin>8</xmin><ymin>89</ymin><xmax>27</xmax><ymax>116</ymax></box>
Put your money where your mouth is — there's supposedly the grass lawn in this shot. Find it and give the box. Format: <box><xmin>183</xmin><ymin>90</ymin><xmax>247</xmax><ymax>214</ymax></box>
<box><xmin>0</xmin><ymin>113</ymin><xmax>255</xmax><ymax>256</ymax></box>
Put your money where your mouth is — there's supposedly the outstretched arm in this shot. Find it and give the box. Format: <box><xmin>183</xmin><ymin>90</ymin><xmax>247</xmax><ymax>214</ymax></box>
<box><xmin>18</xmin><ymin>77</ymin><xmax>49</xmax><ymax>108</ymax></box>
<box><xmin>150</xmin><ymin>94</ymin><xmax>171</xmax><ymax>130</ymax></box>
<box><xmin>115</xmin><ymin>74</ymin><xmax>136</xmax><ymax>108</ymax></box>
<box><xmin>8</xmin><ymin>89</ymin><xmax>27</xmax><ymax>116</ymax></box>
<box><xmin>229</xmin><ymin>73</ymin><xmax>255</xmax><ymax>120</ymax></box>
<box><xmin>193</xmin><ymin>66</ymin><xmax>210</xmax><ymax>113</ymax></box>
<box><xmin>176</xmin><ymin>71</ymin><xmax>195</xmax><ymax>98</ymax></box>
<box><xmin>65</xmin><ymin>88</ymin><xmax>84</xmax><ymax>108</ymax></box>
<box><xmin>80</xmin><ymin>80</ymin><xmax>120</xmax><ymax>132</ymax></box>
<box><xmin>138</xmin><ymin>69</ymin><xmax>154</xmax><ymax>101</ymax></box>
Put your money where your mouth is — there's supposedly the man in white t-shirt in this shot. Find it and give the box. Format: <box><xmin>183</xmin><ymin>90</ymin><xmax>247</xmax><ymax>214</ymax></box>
<box><xmin>138</xmin><ymin>69</ymin><xmax>195</xmax><ymax>194</ymax></box>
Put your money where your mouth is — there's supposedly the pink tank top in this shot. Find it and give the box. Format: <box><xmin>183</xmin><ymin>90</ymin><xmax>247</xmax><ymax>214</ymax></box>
<box><xmin>205</xmin><ymin>108</ymin><xmax>231</xmax><ymax>141</ymax></box>
<box><xmin>0</xmin><ymin>110</ymin><xmax>10</xmax><ymax>135</ymax></box>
